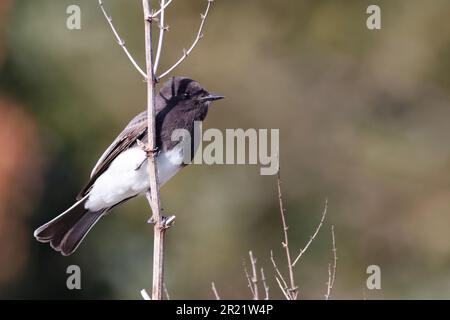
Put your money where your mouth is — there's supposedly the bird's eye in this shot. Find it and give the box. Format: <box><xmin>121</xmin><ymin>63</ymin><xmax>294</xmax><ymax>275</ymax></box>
<box><xmin>183</xmin><ymin>92</ymin><xmax>190</xmax><ymax>99</ymax></box>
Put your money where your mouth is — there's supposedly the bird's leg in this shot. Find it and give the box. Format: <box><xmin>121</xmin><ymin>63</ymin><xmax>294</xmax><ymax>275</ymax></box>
<box><xmin>135</xmin><ymin>159</ymin><xmax>146</xmax><ymax>171</ymax></box>
<box><xmin>139</xmin><ymin>141</ymin><xmax>176</xmax><ymax>229</ymax></box>
<box><xmin>136</xmin><ymin>139</ymin><xmax>159</xmax><ymax>170</ymax></box>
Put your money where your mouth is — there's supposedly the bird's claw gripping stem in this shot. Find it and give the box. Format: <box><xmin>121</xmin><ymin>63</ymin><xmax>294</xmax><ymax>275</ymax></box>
<box><xmin>148</xmin><ymin>215</ymin><xmax>176</xmax><ymax>229</ymax></box>
<box><xmin>137</xmin><ymin>139</ymin><xmax>159</xmax><ymax>157</ymax></box>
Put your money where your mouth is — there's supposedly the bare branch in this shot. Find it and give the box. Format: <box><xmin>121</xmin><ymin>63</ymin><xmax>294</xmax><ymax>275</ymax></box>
<box><xmin>243</xmin><ymin>260</ymin><xmax>255</xmax><ymax>298</ymax></box>
<box><xmin>211</xmin><ymin>282</ymin><xmax>220</xmax><ymax>300</ymax></box>
<box><xmin>98</xmin><ymin>0</ymin><xmax>147</xmax><ymax>79</ymax></box>
<box><xmin>153</xmin><ymin>0</ymin><xmax>168</xmax><ymax>73</ymax></box>
<box><xmin>276</xmin><ymin>172</ymin><xmax>298</xmax><ymax>299</ymax></box>
<box><xmin>325</xmin><ymin>225</ymin><xmax>337</xmax><ymax>300</ymax></box>
<box><xmin>249</xmin><ymin>251</ymin><xmax>259</xmax><ymax>300</ymax></box>
<box><xmin>143</xmin><ymin>0</ymin><xmax>168</xmax><ymax>300</ymax></box>
<box><xmin>275</xmin><ymin>276</ymin><xmax>290</xmax><ymax>300</ymax></box>
<box><xmin>330</xmin><ymin>227</ymin><xmax>337</xmax><ymax>287</ymax></box>
<box><xmin>260</xmin><ymin>268</ymin><xmax>270</xmax><ymax>300</ymax></box>
<box><xmin>270</xmin><ymin>250</ymin><xmax>290</xmax><ymax>300</ymax></box>
<box><xmin>158</xmin><ymin>0</ymin><xmax>214</xmax><ymax>79</ymax></box>
<box><xmin>292</xmin><ymin>199</ymin><xmax>328</xmax><ymax>267</ymax></box>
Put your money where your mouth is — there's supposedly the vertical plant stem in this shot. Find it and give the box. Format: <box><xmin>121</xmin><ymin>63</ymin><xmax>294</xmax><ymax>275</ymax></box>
<box><xmin>153</xmin><ymin>0</ymin><xmax>166</xmax><ymax>73</ymax></box>
<box><xmin>277</xmin><ymin>172</ymin><xmax>298</xmax><ymax>299</ymax></box>
<box><xmin>143</xmin><ymin>0</ymin><xmax>165</xmax><ymax>300</ymax></box>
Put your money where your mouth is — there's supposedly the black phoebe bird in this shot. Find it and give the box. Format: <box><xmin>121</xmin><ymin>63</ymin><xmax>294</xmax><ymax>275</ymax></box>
<box><xmin>34</xmin><ymin>77</ymin><xmax>224</xmax><ymax>256</ymax></box>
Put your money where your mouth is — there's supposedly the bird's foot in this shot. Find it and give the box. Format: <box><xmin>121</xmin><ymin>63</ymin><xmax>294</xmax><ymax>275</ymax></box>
<box><xmin>162</xmin><ymin>215</ymin><xmax>176</xmax><ymax>229</ymax></box>
<box><xmin>137</xmin><ymin>139</ymin><xmax>159</xmax><ymax>157</ymax></box>
<box><xmin>147</xmin><ymin>214</ymin><xmax>176</xmax><ymax>229</ymax></box>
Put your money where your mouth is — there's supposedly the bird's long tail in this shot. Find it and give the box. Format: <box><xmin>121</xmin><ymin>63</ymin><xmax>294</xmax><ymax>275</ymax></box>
<box><xmin>34</xmin><ymin>196</ymin><xmax>105</xmax><ymax>256</ymax></box>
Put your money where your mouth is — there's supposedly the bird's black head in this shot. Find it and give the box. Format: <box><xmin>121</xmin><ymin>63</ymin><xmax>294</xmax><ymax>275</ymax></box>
<box><xmin>157</xmin><ymin>77</ymin><xmax>224</xmax><ymax>120</ymax></box>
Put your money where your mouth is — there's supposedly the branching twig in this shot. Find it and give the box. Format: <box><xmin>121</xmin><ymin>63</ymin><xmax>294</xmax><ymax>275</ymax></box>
<box><xmin>100</xmin><ymin>0</ymin><xmax>213</xmax><ymax>301</ymax></box>
<box><xmin>158</xmin><ymin>0</ymin><xmax>214</xmax><ymax>80</ymax></box>
<box><xmin>153</xmin><ymin>0</ymin><xmax>168</xmax><ymax>73</ymax></box>
<box><xmin>325</xmin><ymin>225</ymin><xmax>337</xmax><ymax>300</ymax></box>
<box><xmin>151</xmin><ymin>0</ymin><xmax>174</xmax><ymax>18</ymax></box>
<box><xmin>143</xmin><ymin>0</ymin><xmax>167</xmax><ymax>301</ymax></box>
<box><xmin>274</xmin><ymin>276</ymin><xmax>290</xmax><ymax>300</ymax></box>
<box><xmin>267</xmin><ymin>171</ymin><xmax>335</xmax><ymax>300</ymax></box>
<box><xmin>98</xmin><ymin>0</ymin><xmax>147</xmax><ymax>79</ymax></box>
<box><xmin>270</xmin><ymin>250</ymin><xmax>288</xmax><ymax>291</ymax></box>
<box><xmin>292</xmin><ymin>199</ymin><xmax>328</xmax><ymax>267</ymax></box>
<box><xmin>270</xmin><ymin>250</ymin><xmax>290</xmax><ymax>299</ymax></box>
<box><xmin>211</xmin><ymin>282</ymin><xmax>220</xmax><ymax>300</ymax></box>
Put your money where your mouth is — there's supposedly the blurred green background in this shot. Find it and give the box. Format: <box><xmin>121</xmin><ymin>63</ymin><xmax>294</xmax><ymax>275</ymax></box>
<box><xmin>1</xmin><ymin>0</ymin><xmax>450</xmax><ymax>299</ymax></box>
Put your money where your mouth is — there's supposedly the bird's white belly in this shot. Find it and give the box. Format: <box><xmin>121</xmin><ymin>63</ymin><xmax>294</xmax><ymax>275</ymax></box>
<box><xmin>85</xmin><ymin>146</ymin><xmax>183</xmax><ymax>212</ymax></box>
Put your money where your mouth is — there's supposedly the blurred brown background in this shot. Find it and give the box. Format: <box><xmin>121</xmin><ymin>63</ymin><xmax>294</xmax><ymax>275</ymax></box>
<box><xmin>1</xmin><ymin>0</ymin><xmax>450</xmax><ymax>299</ymax></box>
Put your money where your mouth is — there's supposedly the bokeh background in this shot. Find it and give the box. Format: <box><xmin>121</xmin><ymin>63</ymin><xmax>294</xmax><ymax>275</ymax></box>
<box><xmin>1</xmin><ymin>0</ymin><xmax>450</xmax><ymax>299</ymax></box>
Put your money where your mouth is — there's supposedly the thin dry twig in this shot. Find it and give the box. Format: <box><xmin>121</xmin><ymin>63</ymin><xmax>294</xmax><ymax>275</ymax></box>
<box><xmin>270</xmin><ymin>250</ymin><xmax>288</xmax><ymax>290</ymax></box>
<box><xmin>269</xmin><ymin>170</ymin><xmax>334</xmax><ymax>300</ymax></box>
<box><xmin>275</xmin><ymin>276</ymin><xmax>290</xmax><ymax>300</ymax></box>
<box><xmin>211</xmin><ymin>282</ymin><xmax>220</xmax><ymax>300</ymax></box>
<box><xmin>249</xmin><ymin>251</ymin><xmax>259</xmax><ymax>300</ymax></box>
<box><xmin>158</xmin><ymin>0</ymin><xmax>214</xmax><ymax>79</ymax></box>
<box><xmin>270</xmin><ymin>250</ymin><xmax>290</xmax><ymax>300</ymax></box>
<box><xmin>325</xmin><ymin>225</ymin><xmax>337</xmax><ymax>300</ymax></box>
<box><xmin>153</xmin><ymin>0</ymin><xmax>168</xmax><ymax>73</ymax></box>
<box><xmin>98</xmin><ymin>0</ymin><xmax>147</xmax><ymax>79</ymax></box>
<box><xmin>261</xmin><ymin>268</ymin><xmax>270</xmax><ymax>300</ymax></box>
<box><xmin>243</xmin><ymin>260</ymin><xmax>256</xmax><ymax>298</ymax></box>
<box><xmin>292</xmin><ymin>199</ymin><xmax>328</xmax><ymax>267</ymax></box>
<box><xmin>276</xmin><ymin>172</ymin><xmax>298</xmax><ymax>300</ymax></box>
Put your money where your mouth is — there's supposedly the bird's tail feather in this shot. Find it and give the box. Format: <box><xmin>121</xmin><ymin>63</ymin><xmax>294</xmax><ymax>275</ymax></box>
<box><xmin>34</xmin><ymin>196</ymin><xmax>105</xmax><ymax>256</ymax></box>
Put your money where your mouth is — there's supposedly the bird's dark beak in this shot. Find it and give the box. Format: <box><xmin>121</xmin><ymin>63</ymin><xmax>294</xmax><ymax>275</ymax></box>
<box><xmin>200</xmin><ymin>94</ymin><xmax>225</xmax><ymax>102</ymax></box>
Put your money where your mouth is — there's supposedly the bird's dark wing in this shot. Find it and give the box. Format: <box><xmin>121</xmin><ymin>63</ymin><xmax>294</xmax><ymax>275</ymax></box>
<box><xmin>76</xmin><ymin>111</ymin><xmax>148</xmax><ymax>200</ymax></box>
